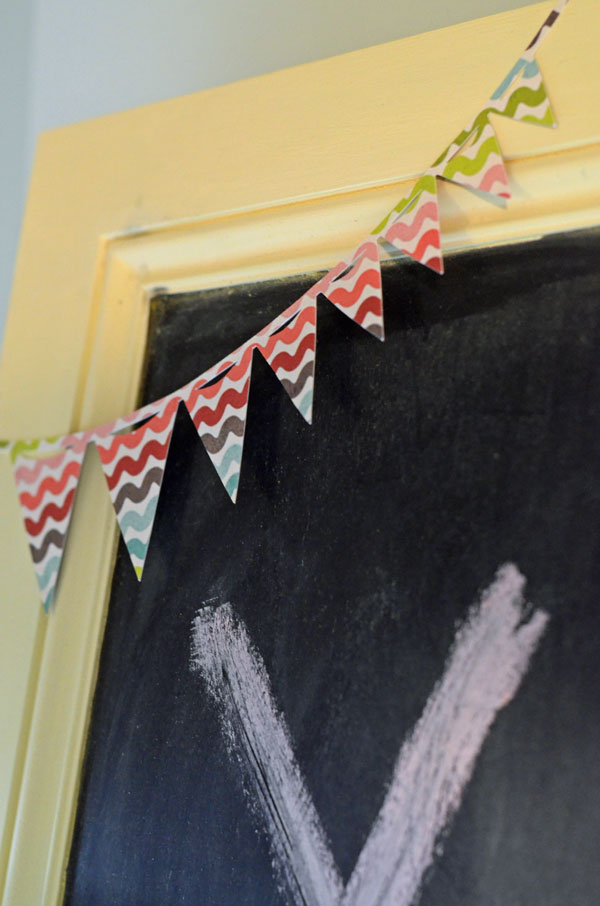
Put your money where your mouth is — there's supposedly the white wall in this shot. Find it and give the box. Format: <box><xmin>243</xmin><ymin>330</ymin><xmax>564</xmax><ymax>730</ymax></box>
<box><xmin>0</xmin><ymin>0</ymin><xmax>537</xmax><ymax>354</ymax></box>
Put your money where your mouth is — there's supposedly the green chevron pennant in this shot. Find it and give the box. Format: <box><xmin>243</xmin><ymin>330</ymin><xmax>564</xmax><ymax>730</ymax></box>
<box><xmin>433</xmin><ymin>111</ymin><xmax>510</xmax><ymax>199</ymax></box>
<box><xmin>489</xmin><ymin>57</ymin><xmax>556</xmax><ymax>128</ymax></box>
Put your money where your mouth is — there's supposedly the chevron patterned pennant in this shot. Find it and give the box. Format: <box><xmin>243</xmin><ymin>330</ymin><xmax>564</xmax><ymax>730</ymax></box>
<box><xmin>96</xmin><ymin>396</ymin><xmax>179</xmax><ymax>580</ymax></box>
<box><xmin>13</xmin><ymin>445</ymin><xmax>86</xmax><ymax>611</ymax></box>
<box><xmin>379</xmin><ymin>174</ymin><xmax>443</xmax><ymax>274</ymax></box>
<box><xmin>319</xmin><ymin>238</ymin><xmax>384</xmax><ymax>340</ymax></box>
<box><xmin>255</xmin><ymin>292</ymin><xmax>317</xmax><ymax>424</ymax></box>
<box><xmin>489</xmin><ymin>56</ymin><xmax>556</xmax><ymax>127</ymax></box>
<box><xmin>489</xmin><ymin>0</ymin><xmax>568</xmax><ymax>125</ymax></box>
<box><xmin>183</xmin><ymin>345</ymin><xmax>253</xmax><ymax>503</ymax></box>
<box><xmin>432</xmin><ymin>111</ymin><xmax>510</xmax><ymax>199</ymax></box>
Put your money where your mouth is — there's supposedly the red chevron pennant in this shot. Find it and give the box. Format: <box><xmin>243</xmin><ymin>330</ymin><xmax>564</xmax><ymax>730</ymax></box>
<box><xmin>13</xmin><ymin>446</ymin><xmax>86</xmax><ymax>610</ymax></box>
<box><xmin>255</xmin><ymin>292</ymin><xmax>317</xmax><ymax>424</ymax></box>
<box><xmin>96</xmin><ymin>397</ymin><xmax>179</xmax><ymax>580</ymax></box>
<box><xmin>319</xmin><ymin>239</ymin><xmax>384</xmax><ymax>340</ymax></box>
<box><xmin>183</xmin><ymin>346</ymin><xmax>253</xmax><ymax>503</ymax></box>
<box><xmin>381</xmin><ymin>175</ymin><xmax>443</xmax><ymax>274</ymax></box>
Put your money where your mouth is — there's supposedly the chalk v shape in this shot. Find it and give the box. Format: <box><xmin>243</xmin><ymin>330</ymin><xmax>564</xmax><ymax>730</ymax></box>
<box><xmin>191</xmin><ymin>564</ymin><xmax>547</xmax><ymax>906</ymax></box>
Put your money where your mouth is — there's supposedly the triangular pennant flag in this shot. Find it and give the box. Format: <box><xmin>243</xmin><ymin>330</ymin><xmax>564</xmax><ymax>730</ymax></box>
<box><xmin>489</xmin><ymin>57</ymin><xmax>556</xmax><ymax>128</ymax></box>
<box><xmin>319</xmin><ymin>238</ymin><xmax>384</xmax><ymax>340</ymax></box>
<box><xmin>96</xmin><ymin>397</ymin><xmax>178</xmax><ymax>580</ymax></box>
<box><xmin>257</xmin><ymin>292</ymin><xmax>317</xmax><ymax>423</ymax></box>
<box><xmin>437</xmin><ymin>112</ymin><xmax>510</xmax><ymax>199</ymax></box>
<box><xmin>13</xmin><ymin>445</ymin><xmax>86</xmax><ymax>611</ymax></box>
<box><xmin>183</xmin><ymin>346</ymin><xmax>253</xmax><ymax>503</ymax></box>
<box><xmin>381</xmin><ymin>174</ymin><xmax>443</xmax><ymax>274</ymax></box>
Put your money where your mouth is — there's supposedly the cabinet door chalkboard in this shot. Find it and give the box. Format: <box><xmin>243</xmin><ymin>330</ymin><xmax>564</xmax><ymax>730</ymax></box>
<box><xmin>65</xmin><ymin>229</ymin><xmax>600</xmax><ymax>906</ymax></box>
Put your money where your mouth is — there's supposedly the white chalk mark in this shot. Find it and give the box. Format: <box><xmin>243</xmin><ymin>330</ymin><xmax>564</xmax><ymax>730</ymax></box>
<box><xmin>191</xmin><ymin>564</ymin><xmax>548</xmax><ymax>906</ymax></box>
<box><xmin>191</xmin><ymin>604</ymin><xmax>343</xmax><ymax>906</ymax></box>
<box><xmin>342</xmin><ymin>563</ymin><xmax>548</xmax><ymax>906</ymax></box>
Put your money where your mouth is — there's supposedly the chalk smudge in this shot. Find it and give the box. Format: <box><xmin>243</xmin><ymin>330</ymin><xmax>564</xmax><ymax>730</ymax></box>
<box><xmin>191</xmin><ymin>564</ymin><xmax>548</xmax><ymax>906</ymax></box>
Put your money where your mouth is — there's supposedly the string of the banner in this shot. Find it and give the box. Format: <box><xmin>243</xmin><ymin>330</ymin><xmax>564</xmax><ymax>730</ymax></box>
<box><xmin>3</xmin><ymin>0</ymin><xmax>570</xmax><ymax>610</ymax></box>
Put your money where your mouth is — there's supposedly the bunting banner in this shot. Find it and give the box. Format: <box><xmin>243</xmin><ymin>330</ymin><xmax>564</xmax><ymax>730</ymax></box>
<box><xmin>2</xmin><ymin>0</ymin><xmax>571</xmax><ymax>609</ymax></box>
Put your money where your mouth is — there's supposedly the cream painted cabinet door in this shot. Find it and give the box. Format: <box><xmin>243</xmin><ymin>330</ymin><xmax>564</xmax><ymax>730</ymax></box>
<box><xmin>0</xmin><ymin>2</ymin><xmax>598</xmax><ymax>903</ymax></box>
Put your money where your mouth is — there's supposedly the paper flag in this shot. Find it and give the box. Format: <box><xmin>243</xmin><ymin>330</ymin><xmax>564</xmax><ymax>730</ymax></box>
<box><xmin>257</xmin><ymin>293</ymin><xmax>317</xmax><ymax>423</ymax></box>
<box><xmin>184</xmin><ymin>346</ymin><xmax>253</xmax><ymax>503</ymax></box>
<box><xmin>380</xmin><ymin>174</ymin><xmax>443</xmax><ymax>274</ymax></box>
<box><xmin>489</xmin><ymin>57</ymin><xmax>556</xmax><ymax>127</ymax></box>
<box><xmin>319</xmin><ymin>239</ymin><xmax>384</xmax><ymax>340</ymax></box>
<box><xmin>96</xmin><ymin>397</ymin><xmax>179</xmax><ymax>580</ymax></box>
<box><xmin>433</xmin><ymin>112</ymin><xmax>510</xmax><ymax>199</ymax></box>
<box><xmin>13</xmin><ymin>445</ymin><xmax>86</xmax><ymax>610</ymax></box>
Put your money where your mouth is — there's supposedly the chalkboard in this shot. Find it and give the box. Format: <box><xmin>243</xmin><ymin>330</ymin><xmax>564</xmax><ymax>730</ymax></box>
<box><xmin>64</xmin><ymin>229</ymin><xmax>600</xmax><ymax>906</ymax></box>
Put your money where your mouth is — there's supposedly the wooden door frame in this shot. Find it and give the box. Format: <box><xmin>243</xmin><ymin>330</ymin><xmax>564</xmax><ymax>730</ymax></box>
<box><xmin>0</xmin><ymin>2</ymin><xmax>598</xmax><ymax>902</ymax></box>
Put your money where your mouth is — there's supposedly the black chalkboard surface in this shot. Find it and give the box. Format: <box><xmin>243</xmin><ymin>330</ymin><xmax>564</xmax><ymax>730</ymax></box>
<box><xmin>65</xmin><ymin>229</ymin><xmax>600</xmax><ymax>906</ymax></box>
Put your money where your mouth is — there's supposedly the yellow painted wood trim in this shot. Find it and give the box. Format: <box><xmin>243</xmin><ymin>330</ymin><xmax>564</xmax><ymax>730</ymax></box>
<box><xmin>0</xmin><ymin>2</ymin><xmax>598</xmax><ymax>903</ymax></box>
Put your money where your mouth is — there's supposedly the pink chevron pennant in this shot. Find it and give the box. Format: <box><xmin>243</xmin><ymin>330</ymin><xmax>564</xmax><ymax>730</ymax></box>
<box><xmin>13</xmin><ymin>445</ymin><xmax>86</xmax><ymax>611</ymax></box>
<box><xmin>255</xmin><ymin>292</ymin><xmax>317</xmax><ymax>424</ymax></box>
<box><xmin>318</xmin><ymin>239</ymin><xmax>384</xmax><ymax>341</ymax></box>
<box><xmin>379</xmin><ymin>174</ymin><xmax>443</xmax><ymax>274</ymax></box>
<box><xmin>183</xmin><ymin>346</ymin><xmax>253</xmax><ymax>503</ymax></box>
<box><xmin>96</xmin><ymin>396</ymin><xmax>179</xmax><ymax>580</ymax></box>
